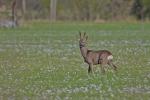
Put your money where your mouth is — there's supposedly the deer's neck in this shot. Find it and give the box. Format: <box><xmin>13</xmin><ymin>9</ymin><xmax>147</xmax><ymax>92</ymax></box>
<box><xmin>80</xmin><ymin>46</ymin><xmax>88</xmax><ymax>59</ymax></box>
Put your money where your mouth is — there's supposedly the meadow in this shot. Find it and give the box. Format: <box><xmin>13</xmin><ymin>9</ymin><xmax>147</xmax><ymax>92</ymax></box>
<box><xmin>0</xmin><ymin>22</ymin><xmax>150</xmax><ymax>100</ymax></box>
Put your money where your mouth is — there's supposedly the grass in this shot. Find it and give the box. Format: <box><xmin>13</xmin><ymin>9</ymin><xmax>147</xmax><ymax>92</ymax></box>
<box><xmin>0</xmin><ymin>21</ymin><xmax>150</xmax><ymax>100</ymax></box>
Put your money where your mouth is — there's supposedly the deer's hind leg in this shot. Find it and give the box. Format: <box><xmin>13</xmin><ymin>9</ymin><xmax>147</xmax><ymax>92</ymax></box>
<box><xmin>88</xmin><ymin>63</ymin><xmax>93</xmax><ymax>73</ymax></box>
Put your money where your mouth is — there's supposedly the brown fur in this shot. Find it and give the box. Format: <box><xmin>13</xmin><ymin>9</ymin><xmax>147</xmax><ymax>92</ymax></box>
<box><xmin>79</xmin><ymin>32</ymin><xmax>117</xmax><ymax>73</ymax></box>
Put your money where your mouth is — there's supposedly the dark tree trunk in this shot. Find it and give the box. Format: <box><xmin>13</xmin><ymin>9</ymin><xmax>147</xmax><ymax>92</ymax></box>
<box><xmin>22</xmin><ymin>0</ymin><xmax>26</xmax><ymax>19</ymax></box>
<box><xmin>12</xmin><ymin>0</ymin><xmax>16</xmax><ymax>22</ymax></box>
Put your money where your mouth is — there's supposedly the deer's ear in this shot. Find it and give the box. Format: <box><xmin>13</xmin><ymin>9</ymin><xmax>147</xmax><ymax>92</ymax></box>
<box><xmin>83</xmin><ymin>32</ymin><xmax>86</xmax><ymax>38</ymax></box>
<box><xmin>79</xmin><ymin>31</ymin><xmax>81</xmax><ymax>38</ymax></box>
<box><xmin>86</xmin><ymin>36</ymin><xmax>88</xmax><ymax>40</ymax></box>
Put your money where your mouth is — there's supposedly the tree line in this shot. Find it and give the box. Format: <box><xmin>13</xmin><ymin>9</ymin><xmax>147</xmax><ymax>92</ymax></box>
<box><xmin>0</xmin><ymin>0</ymin><xmax>150</xmax><ymax>21</ymax></box>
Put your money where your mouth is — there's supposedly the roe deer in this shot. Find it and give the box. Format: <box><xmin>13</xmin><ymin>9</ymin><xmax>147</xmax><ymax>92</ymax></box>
<box><xmin>79</xmin><ymin>32</ymin><xmax>117</xmax><ymax>73</ymax></box>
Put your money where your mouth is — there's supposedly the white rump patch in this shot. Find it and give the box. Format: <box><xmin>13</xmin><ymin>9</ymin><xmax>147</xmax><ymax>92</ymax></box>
<box><xmin>107</xmin><ymin>55</ymin><xmax>113</xmax><ymax>60</ymax></box>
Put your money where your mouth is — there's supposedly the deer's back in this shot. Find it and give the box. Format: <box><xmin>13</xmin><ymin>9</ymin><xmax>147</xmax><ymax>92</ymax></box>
<box><xmin>86</xmin><ymin>50</ymin><xmax>112</xmax><ymax>65</ymax></box>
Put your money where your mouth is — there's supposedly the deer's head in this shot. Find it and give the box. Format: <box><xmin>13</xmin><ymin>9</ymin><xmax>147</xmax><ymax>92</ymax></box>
<box><xmin>79</xmin><ymin>32</ymin><xmax>88</xmax><ymax>48</ymax></box>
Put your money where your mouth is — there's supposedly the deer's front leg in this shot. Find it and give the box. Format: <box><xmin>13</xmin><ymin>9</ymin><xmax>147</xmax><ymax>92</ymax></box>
<box><xmin>101</xmin><ymin>59</ymin><xmax>107</xmax><ymax>73</ymax></box>
<box><xmin>100</xmin><ymin>65</ymin><xmax>105</xmax><ymax>73</ymax></box>
<box><xmin>88</xmin><ymin>63</ymin><xmax>93</xmax><ymax>73</ymax></box>
<box><xmin>108</xmin><ymin>60</ymin><xmax>117</xmax><ymax>71</ymax></box>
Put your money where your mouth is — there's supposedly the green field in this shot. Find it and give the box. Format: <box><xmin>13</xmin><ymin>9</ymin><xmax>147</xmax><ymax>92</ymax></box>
<box><xmin>0</xmin><ymin>22</ymin><xmax>150</xmax><ymax>100</ymax></box>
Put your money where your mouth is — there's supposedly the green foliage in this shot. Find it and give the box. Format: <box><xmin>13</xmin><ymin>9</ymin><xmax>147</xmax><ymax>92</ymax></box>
<box><xmin>131</xmin><ymin>0</ymin><xmax>143</xmax><ymax>19</ymax></box>
<box><xmin>41</xmin><ymin>0</ymin><xmax>50</xmax><ymax>8</ymax></box>
<box><xmin>142</xmin><ymin>0</ymin><xmax>150</xmax><ymax>7</ymax></box>
<box><xmin>131</xmin><ymin>0</ymin><xmax>150</xmax><ymax>19</ymax></box>
<box><xmin>56</xmin><ymin>0</ymin><xmax>133</xmax><ymax>20</ymax></box>
<box><xmin>142</xmin><ymin>0</ymin><xmax>150</xmax><ymax>18</ymax></box>
<box><xmin>0</xmin><ymin>22</ymin><xmax>150</xmax><ymax>99</ymax></box>
<box><xmin>2</xmin><ymin>0</ymin><xmax>150</xmax><ymax>20</ymax></box>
